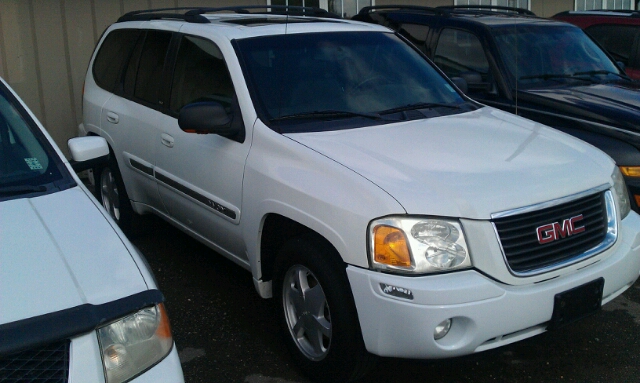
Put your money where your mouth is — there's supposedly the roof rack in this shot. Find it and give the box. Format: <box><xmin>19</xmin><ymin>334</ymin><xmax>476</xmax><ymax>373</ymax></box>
<box><xmin>556</xmin><ymin>9</ymin><xmax>640</xmax><ymax>18</ymax></box>
<box><xmin>117</xmin><ymin>6</ymin><xmax>339</xmax><ymax>24</ymax></box>
<box><xmin>437</xmin><ymin>5</ymin><xmax>536</xmax><ymax>17</ymax></box>
<box><xmin>355</xmin><ymin>5</ymin><xmax>445</xmax><ymax>16</ymax></box>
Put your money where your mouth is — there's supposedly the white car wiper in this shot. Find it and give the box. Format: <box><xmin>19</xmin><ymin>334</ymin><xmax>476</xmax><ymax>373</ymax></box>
<box><xmin>379</xmin><ymin>102</ymin><xmax>461</xmax><ymax>115</ymax></box>
<box><xmin>0</xmin><ymin>185</ymin><xmax>47</xmax><ymax>196</ymax></box>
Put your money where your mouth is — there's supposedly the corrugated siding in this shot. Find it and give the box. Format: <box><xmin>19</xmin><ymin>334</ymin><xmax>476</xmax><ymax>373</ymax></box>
<box><xmin>0</xmin><ymin>0</ymin><xmax>264</xmax><ymax>155</ymax></box>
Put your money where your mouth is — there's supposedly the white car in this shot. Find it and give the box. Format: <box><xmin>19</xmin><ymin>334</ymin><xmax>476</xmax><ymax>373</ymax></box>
<box><xmin>0</xmin><ymin>76</ymin><xmax>184</xmax><ymax>382</ymax></box>
<box><xmin>79</xmin><ymin>6</ymin><xmax>640</xmax><ymax>382</ymax></box>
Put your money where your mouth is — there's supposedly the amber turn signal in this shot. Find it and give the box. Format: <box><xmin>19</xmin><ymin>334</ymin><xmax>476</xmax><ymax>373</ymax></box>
<box><xmin>373</xmin><ymin>225</ymin><xmax>412</xmax><ymax>267</ymax></box>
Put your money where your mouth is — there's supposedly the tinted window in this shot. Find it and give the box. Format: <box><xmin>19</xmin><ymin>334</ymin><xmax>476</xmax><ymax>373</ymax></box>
<box><xmin>170</xmin><ymin>36</ymin><xmax>235</xmax><ymax>113</ymax></box>
<box><xmin>133</xmin><ymin>31</ymin><xmax>172</xmax><ymax>104</ymax></box>
<box><xmin>236</xmin><ymin>31</ymin><xmax>465</xmax><ymax>132</ymax></box>
<box><xmin>398</xmin><ymin>23</ymin><xmax>430</xmax><ymax>54</ymax></box>
<box><xmin>93</xmin><ymin>29</ymin><xmax>140</xmax><ymax>92</ymax></box>
<box><xmin>587</xmin><ymin>24</ymin><xmax>639</xmax><ymax>65</ymax></box>
<box><xmin>493</xmin><ymin>25</ymin><xmax>621</xmax><ymax>89</ymax></box>
<box><xmin>434</xmin><ymin>29</ymin><xmax>490</xmax><ymax>82</ymax></box>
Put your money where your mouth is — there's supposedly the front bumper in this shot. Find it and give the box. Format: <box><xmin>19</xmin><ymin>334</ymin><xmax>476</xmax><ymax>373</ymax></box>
<box><xmin>347</xmin><ymin>212</ymin><xmax>640</xmax><ymax>359</ymax></box>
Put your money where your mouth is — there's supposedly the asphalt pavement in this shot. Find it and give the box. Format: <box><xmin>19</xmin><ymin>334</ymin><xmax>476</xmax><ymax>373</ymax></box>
<box><xmin>130</xmin><ymin>214</ymin><xmax>640</xmax><ymax>383</ymax></box>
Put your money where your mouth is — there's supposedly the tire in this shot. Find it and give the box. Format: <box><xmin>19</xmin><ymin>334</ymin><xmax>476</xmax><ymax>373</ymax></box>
<box><xmin>94</xmin><ymin>155</ymin><xmax>134</xmax><ymax>234</ymax></box>
<box><xmin>274</xmin><ymin>235</ymin><xmax>377</xmax><ymax>382</ymax></box>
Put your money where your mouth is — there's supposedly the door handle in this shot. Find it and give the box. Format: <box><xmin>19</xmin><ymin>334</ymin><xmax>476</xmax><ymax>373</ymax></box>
<box><xmin>161</xmin><ymin>133</ymin><xmax>174</xmax><ymax>148</ymax></box>
<box><xmin>106</xmin><ymin>111</ymin><xmax>119</xmax><ymax>124</ymax></box>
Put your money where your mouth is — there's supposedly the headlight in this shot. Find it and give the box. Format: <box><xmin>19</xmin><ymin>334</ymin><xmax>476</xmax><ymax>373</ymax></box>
<box><xmin>369</xmin><ymin>217</ymin><xmax>472</xmax><ymax>274</ymax></box>
<box><xmin>612</xmin><ymin>167</ymin><xmax>631</xmax><ymax>220</ymax></box>
<box><xmin>98</xmin><ymin>303</ymin><xmax>173</xmax><ymax>383</ymax></box>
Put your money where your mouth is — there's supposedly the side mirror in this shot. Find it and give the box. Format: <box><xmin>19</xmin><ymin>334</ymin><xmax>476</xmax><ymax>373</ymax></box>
<box><xmin>178</xmin><ymin>101</ymin><xmax>237</xmax><ymax>136</ymax></box>
<box><xmin>450</xmin><ymin>77</ymin><xmax>468</xmax><ymax>94</ymax></box>
<box><xmin>67</xmin><ymin>136</ymin><xmax>109</xmax><ymax>173</ymax></box>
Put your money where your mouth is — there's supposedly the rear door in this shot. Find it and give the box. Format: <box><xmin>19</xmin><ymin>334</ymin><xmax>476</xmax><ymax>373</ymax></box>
<box><xmin>100</xmin><ymin>29</ymin><xmax>173</xmax><ymax>211</ymax></box>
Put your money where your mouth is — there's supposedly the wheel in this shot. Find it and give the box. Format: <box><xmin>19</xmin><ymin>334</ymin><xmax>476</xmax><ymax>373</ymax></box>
<box><xmin>274</xmin><ymin>235</ymin><xmax>376</xmax><ymax>382</ymax></box>
<box><xmin>94</xmin><ymin>155</ymin><xmax>134</xmax><ymax>234</ymax></box>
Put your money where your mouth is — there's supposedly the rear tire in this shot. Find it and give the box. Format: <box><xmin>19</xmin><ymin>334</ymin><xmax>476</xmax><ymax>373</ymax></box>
<box><xmin>274</xmin><ymin>235</ymin><xmax>376</xmax><ymax>382</ymax></box>
<box><xmin>94</xmin><ymin>156</ymin><xmax>134</xmax><ymax>234</ymax></box>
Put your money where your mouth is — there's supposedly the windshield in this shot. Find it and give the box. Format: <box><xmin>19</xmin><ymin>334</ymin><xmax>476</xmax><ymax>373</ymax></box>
<box><xmin>0</xmin><ymin>83</ymin><xmax>70</xmax><ymax>200</ymax></box>
<box><xmin>493</xmin><ymin>25</ymin><xmax>622</xmax><ymax>89</ymax></box>
<box><xmin>236</xmin><ymin>31</ymin><xmax>468</xmax><ymax>132</ymax></box>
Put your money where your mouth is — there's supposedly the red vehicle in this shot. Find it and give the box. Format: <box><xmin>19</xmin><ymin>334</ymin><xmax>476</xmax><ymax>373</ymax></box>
<box><xmin>553</xmin><ymin>10</ymin><xmax>640</xmax><ymax>80</ymax></box>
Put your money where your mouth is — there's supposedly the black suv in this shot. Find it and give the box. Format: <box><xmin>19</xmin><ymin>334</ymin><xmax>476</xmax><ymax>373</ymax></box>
<box><xmin>354</xmin><ymin>5</ymin><xmax>640</xmax><ymax>212</ymax></box>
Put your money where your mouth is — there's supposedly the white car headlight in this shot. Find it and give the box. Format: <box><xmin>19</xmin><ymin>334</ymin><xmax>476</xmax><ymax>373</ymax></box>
<box><xmin>612</xmin><ymin>167</ymin><xmax>631</xmax><ymax>220</ymax></box>
<box><xmin>98</xmin><ymin>303</ymin><xmax>173</xmax><ymax>383</ymax></box>
<box><xmin>369</xmin><ymin>217</ymin><xmax>472</xmax><ymax>274</ymax></box>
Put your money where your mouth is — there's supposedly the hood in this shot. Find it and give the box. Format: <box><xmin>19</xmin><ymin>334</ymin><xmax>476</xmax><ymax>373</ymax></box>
<box><xmin>0</xmin><ymin>187</ymin><xmax>148</xmax><ymax>325</ymax></box>
<box><xmin>288</xmin><ymin>107</ymin><xmax>614</xmax><ymax>219</ymax></box>
<box><xmin>521</xmin><ymin>81</ymin><xmax>640</xmax><ymax>133</ymax></box>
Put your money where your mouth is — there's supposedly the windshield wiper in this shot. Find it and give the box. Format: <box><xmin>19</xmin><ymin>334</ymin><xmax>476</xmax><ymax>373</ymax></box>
<box><xmin>378</xmin><ymin>102</ymin><xmax>461</xmax><ymax>115</ymax></box>
<box><xmin>573</xmin><ymin>70</ymin><xmax>627</xmax><ymax>80</ymax></box>
<box><xmin>270</xmin><ymin>110</ymin><xmax>383</xmax><ymax>122</ymax></box>
<box><xmin>519</xmin><ymin>73</ymin><xmax>595</xmax><ymax>83</ymax></box>
<box><xmin>0</xmin><ymin>185</ymin><xmax>47</xmax><ymax>196</ymax></box>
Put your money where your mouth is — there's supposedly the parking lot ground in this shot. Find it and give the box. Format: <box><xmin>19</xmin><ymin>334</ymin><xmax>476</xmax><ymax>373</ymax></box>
<box><xmin>131</xmin><ymin>214</ymin><xmax>640</xmax><ymax>383</ymax></box>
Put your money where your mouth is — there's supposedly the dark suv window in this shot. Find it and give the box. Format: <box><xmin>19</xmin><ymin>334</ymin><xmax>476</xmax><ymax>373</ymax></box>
<box><xmin>170</xmin><ymin>35</ymin><xmax>235</xmax><ymax>113</ymax></box>
<box><xmin>92</xmin><ymin>29</ymin><xmax>140</xmax><ymax>92</ymax></box>
<box><xmin>586</xmin><ymin>24</ymin><xmax>639</xmax><ymax>66</ymax></box>
<box><xmin>132</xmin><ymin>31</ymin><xmax>172</xmax><ymax>105</ymax></box>
<box><xmin>434</xmin><ymin>29</ymin><xmax>490</xmax><ymax>83</ymax></box>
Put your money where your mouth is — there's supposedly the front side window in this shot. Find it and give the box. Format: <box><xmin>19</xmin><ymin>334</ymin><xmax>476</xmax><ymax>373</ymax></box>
<box><xmin>170</xmin><ymin>36</ymin><xmax>235</xmax><ymax>113</ymax></box>
<box><xmin>492</xmin><ymin>24</ymin><xmax>621</xmax><ymax>89</ymax></box>
<box><xmin>587</xmin><ymin>25</ymin><xmax>639</xmax><ymax>66</ymax></box>
<box><xmin>434</xmin><ymin>29</ymin><xmax>490</xmax><ymax>83</ymax></box>
<box><xmin>236</xmin><ymin>31</ymin><xmax>467</xmax><ymax>132</ymax></box>
<box><xmin>133</xmin><ymin>31</ymin><xmax>172</xmax><ymax>105</ymax></box>
<box><xmin>0</xmin><ymin>84</ymin><xmax>71</xmax><ymax>201</ymax></box>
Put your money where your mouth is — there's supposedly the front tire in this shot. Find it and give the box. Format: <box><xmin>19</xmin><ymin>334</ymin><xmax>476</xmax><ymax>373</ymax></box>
<box><xmin>274</xmin><ymin>235</ymin><xmax>376</xmax><ymax>382</ymax></box>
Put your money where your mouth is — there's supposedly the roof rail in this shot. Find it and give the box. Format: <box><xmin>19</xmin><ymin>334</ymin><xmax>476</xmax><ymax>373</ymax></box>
<box><xmin>556</xmin><ymin>9</ymin><xmax>640</xmax><ymax>18</ymax></box>
<box><xmin>355</xmin><ymin>5</ymin><xmax>446</xmax><ymax>16</ymax></box>
<box><xmin>437</xmin><ymin>5</ymin><xmax>536</xmax><ymax>17</ymax></box>
<box><xmin>117</xmin><ymin>6</ymin><xmax>339</xmax><ymax>23</ymax></box>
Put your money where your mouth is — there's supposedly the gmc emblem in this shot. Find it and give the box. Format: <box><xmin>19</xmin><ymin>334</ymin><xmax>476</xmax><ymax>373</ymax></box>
<box><xmin>536</xmin><ymin>215</ymin><xmax>586</xmax><ymax>244</ymax></box>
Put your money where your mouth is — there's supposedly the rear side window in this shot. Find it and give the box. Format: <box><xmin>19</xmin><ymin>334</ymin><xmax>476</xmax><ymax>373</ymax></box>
<box><xmin>586</xmin><ymin>24</ymin><xmax>639</xmax><ymax>66</ymax></box>
<box><xmin>133</xmin><ymin>31</ymin><xmax>173</xmax><ymax>104</ymax></box>
<box><xmin>169</xmin><ymin>35</ymin><xmax>235</xmax><ymax>113</ymax></box>
<box><xmin>434</xmin><ymin>28</ymin><xmax>490</xmax><ymax>81</ymax></box>
<box><xmin>93</xmin><ymin>29</ymin><xmax>140</xmax><ymax>92</ymax></box>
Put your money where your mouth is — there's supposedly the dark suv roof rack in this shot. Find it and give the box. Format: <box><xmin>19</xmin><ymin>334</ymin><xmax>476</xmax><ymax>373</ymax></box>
<box><xmin>117</xmin><ymin>6</ymin><xmax>339</xmax><ymax>24</ymax></box>
<box><xmin>355</xmin><ymin>5</ymin><xmax>446</xmax><ymax>17</ymax></box>
<box><xmin>437</xmin><ymin>5</ymin><xmax>536</xmax><ymax>17</ymax></box>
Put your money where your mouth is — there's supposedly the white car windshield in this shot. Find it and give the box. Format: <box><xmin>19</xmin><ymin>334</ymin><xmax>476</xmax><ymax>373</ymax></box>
<box><xmin>0</xmin><ymin>84</ymin><xmax>70</xmax><ymax>199</ymax></box>
<box><xmin>236</xmin><ymin>31</ymin><xmax>469</xmax><ymax>132</ymax></box>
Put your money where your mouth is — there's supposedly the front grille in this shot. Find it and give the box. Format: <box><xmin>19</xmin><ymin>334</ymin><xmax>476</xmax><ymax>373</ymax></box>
<box><xmin>0</xmin><ymin>340</ymin><xmax>70</xmax><ymax>383</ymax></box>
<box><xmin>493</xmin><ymin>191</ymin><xmax>609</xmax><ymax>275</ymax></box>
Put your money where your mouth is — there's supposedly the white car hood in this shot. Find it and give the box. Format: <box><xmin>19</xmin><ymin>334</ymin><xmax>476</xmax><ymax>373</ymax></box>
<box><xmin>288</xmin><ymin>107</ymin><xmax>614</xmax><ymax>219</ymax></box>
<box><xmin>0</xmin><ymin>187</ymin><xmax>148</xmax><ymax>325</ymax></box>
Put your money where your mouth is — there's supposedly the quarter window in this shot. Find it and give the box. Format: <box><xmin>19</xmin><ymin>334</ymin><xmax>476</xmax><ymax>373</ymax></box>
<box><xmin>169</xmin><ymin>36</ymin><xmax>235</xmax><ymax>113</ymax></box>
<box><xmin>92</xmin><ymin>29</ymin><xmax>140</xmax><ymax>92</ymax></box>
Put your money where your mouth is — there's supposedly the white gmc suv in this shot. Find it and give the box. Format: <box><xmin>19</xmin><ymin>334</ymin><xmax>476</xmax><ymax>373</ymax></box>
<box><xmin>79</xmin><ymin>6</ymin><xmax>640</xmax><ymax>382</ymax></box>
